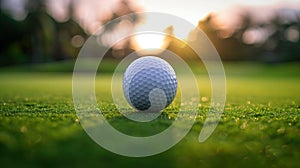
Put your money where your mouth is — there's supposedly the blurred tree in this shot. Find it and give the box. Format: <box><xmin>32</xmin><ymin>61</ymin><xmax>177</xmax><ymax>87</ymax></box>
<box><xmin>0</xmin><ymin>5</ymin><xmax>28</xmax><ymax>66</ymax></box>
<box><xmin>193</xmin><ymin>14</ymin><xmax>257</xmax><ymax>61</ymax></box>
<box><xmin>99</xmin><ymin>0</ymin><xmax>143</xmax><ymax>58</ymax></box>
<box><xmin>188</xmin><ymin>8</ymin><xmax>300</xmax><ymax>62</ymax></box>
<box><xmin>0</xmin><ymin>0</ymin><xmax>143</xmax><ymax>66</ymax></box>
<box><xmin>53</xmin><ymin>0</ymin><xmax>86</xmax><ymax>61</ymax></box>
<box><xmin>23</xmin><ymin>0</ymin><xmax>85</xmax><ymax>62</ymax></box>
<box><xmin>261</xmin><ymin>12</ymin><xmax>300</xmax><ymax>62</ymax></box>
<box><xmin>24</xmin><ymin>0</ymin><xmax>56</xmax><ymax>63</ymax></box>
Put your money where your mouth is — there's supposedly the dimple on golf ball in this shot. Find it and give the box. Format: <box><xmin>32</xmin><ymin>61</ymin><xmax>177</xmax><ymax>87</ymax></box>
<box><xmin>123</xmin><ymin>56</ymin><xmax>177</xmax><ymax>112</ymax></box>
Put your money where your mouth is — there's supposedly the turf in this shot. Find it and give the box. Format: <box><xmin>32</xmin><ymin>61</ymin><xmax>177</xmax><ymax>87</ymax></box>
<box><xmin>0</xmin><ymin>62</ymin><xmax>299</xmax><ymax>168</ymax></box>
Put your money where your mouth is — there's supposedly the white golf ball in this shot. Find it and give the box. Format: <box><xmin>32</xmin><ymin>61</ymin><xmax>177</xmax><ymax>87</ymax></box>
<box><xmin>122</xmin><ymin>56</ymin><xmax>177</xmax><ymax>112</ymax></box>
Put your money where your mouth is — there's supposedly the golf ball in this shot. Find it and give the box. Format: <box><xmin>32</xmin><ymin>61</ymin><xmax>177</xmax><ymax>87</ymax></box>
<box><xmin>123</xmin><ymin>56</ymin><xmax>177</xmax><ymax>112</ymax></box>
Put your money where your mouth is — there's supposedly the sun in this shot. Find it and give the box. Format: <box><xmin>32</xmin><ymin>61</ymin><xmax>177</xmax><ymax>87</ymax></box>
<box><xmin>131</xmin><ymin>33</ymin><xmax>170</xmax><ymax>55</ymax></box>
<box><xmin>134</xmin><ymin>33</ymin><xmax>165</xmax><ymax>50</ymax></box>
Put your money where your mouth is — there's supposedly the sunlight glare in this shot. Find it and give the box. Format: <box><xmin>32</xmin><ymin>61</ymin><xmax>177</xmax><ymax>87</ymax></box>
<box><xmin>134</xmin><ymin>33</ymin><xmax>165</xmax><ymax>50</ymax></box>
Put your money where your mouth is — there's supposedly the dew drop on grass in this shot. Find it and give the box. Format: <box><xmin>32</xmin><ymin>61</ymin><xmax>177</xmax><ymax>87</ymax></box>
<box><xmin>20</xmin><ymin>126</ymin><xmax>27</xmax><ymax>133</ymax></box>
<box><xmin>201</xmin><ymin>97</ymin><xmax>208</xmax><ymax>102</ymax></box>
<box><xmin>240</xmin><ymin>122</ymin><xmax>248</xmax><ymax>129</ymax></box>
<box><xmin>277</xmin><ymin>127</ymin><xmax>285</xmax><ymax>134</ymax></box>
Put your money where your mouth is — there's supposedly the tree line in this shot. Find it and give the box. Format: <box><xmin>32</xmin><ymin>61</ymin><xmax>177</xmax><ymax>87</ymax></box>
<box><xmin>0</xmin><ymin>0</ymin><xmax>299</xmax><ymax>67</ymax></box>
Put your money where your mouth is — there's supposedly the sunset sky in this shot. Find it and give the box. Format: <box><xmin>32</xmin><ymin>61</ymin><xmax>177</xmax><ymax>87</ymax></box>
<box><xmin>2</xmin><ymin>0</ymin><xmax>300</xmax><ymax>37</ymax></box>
<box><xmin>138</xmin><ymin>0</ymin><xmax>300</xmax><ymax>25</ymax></box>
<box><xmin>2</xmin><ymin>0</ymin><xmax>300</xmax><ymax>24</ymax></box>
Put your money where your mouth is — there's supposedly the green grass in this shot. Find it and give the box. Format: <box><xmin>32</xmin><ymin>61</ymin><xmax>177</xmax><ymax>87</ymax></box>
<box><xmin>0</xmin><ymin>62</ymin><xmax>299</xmax><ymax>168</ymax></box>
